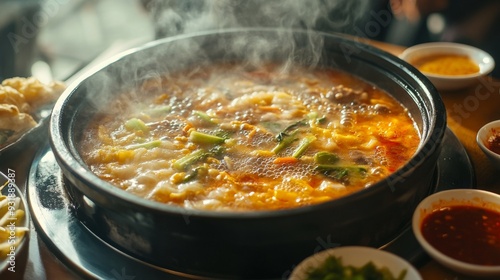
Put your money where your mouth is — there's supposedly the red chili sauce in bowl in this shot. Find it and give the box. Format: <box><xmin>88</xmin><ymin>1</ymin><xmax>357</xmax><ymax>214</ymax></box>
<box><xmin>487</xmin><ymin>129</ymin><xmax>500</xmax><ymax>155</ymax></box>
<box><xmin>421</xmin><ymin>205</ymin><xmax>500</xmax><ymax>266</ymax></box>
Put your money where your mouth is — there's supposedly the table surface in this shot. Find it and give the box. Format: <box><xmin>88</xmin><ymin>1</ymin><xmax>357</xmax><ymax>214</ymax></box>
<box><xmin>371</xmin><ymin>40</ymin><xmax>500</xmax><ymax>280</ymax></box>
<box><xmin>2</xmin><ymin>38</ymin><xmax>500</xmax><ymax>280</ymax></box>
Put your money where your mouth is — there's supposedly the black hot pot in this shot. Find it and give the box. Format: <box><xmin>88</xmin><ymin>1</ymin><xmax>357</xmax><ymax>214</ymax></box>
<box><xmin>49</xmin><ymin>28</ymin><xmax>446</xmax><ymax>279</ymax></box>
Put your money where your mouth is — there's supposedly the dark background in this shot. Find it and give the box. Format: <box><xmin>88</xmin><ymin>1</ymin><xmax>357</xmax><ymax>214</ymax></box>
<box><xmin>1</xmin><ymin>0</ymin><xmax>499</xmax><ymax>82</ymax></box>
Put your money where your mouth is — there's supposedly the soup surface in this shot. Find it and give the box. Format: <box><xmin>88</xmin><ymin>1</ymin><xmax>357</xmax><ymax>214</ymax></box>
<box><xmin>80</xmin><ymin>63</ymin><xmax>420</xmax><ymax>211</ymax></box>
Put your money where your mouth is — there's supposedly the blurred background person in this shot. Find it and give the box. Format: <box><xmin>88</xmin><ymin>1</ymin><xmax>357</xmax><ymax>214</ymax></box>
<box><xmin>0</xmin><ymin>1</ymin><xmax>42</xmax><ymax>81</ymax></box>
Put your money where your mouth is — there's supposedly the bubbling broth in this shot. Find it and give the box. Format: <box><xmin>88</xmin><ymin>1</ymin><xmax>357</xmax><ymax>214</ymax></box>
<box><xmin>79</xmin><ymin>63</ymin><xmax>420</xmax><ymax>211</ymax></box>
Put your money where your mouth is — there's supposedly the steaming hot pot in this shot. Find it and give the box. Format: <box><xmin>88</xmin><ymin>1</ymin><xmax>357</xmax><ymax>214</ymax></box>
<box><xmin>49</xmin><ymin>28</ymin><xmax>446</xmax><ymax>279</ymax></box>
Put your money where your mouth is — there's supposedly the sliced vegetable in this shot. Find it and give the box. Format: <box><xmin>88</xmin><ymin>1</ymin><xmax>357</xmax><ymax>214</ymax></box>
<box><xmin>276</xmin><ymin>119</ymin><xmax>308</xmax><ymax>142</ymax></box>
<box><xmin>116</xmin><ymin>150</ymin><xmax>135</xmax><ymax>163</ymax></box>
<box><xmin>306</xmin><ymin>255</ymin><xmax>407</xmax><ymax>280</ymax></box>
<box><xmin>189</xmin><ymin>131</ymin><xmax>226</xmax><ymax>145</ymax></box>
<box><xmin>214</xmin><ymin>130</ymin><xmax>232</xmax><ymax>140</ymax></box>
<box><xmin>273</xmin><ymin>157</ymin><xmax>299</xmax><ymax>165</ymax></box>
<box><xmin>271</xmin><ymin>133</ymin><xmax>298</xmax><ymax>154</ymax></box>
<box><xmin>314</xmin><ymin>151</ymin><xmax>340</xmax><ymax>165</ymax></box>
<box><xmin>125</xmin><ymin>139</ymin><xmax>162</xmax><ymax>150</ymax></box>
<box><xmin>306</xmin><ymin>112</ymin><xmax>327</xmax><ymax>125</ymax></box>
<box><xmin>316</xmin><ymin>165</ymin><xmax>368</xmax><ymax>182</ymax></box>
<box><xmin>307</xmin><ymin>112</ymin><xmax>318</xmax><ymax>119</ymax></box>
<box><xmin>124</xmin><ymin>118</ymin><xmax>149</xmax><ymax>132</ymax></box>
<box><xmin>179</xmin><ymin>166</ymin><xmax>208</xmax><ymax>183</ymax></box>
<box><xmin>292</xmin><ymin>135</ymin><xmax>316</xmax><ymax>158</ymax></box>
<box><xmin>172</xmin><ymin>149</ymin><xmax>208</xmax><ymax>171</ymax></box>
<box><xmin>316</xmin><ymin>116</ymin><xmax>327</xmax><ymax>124</ymax></box>
<box><xmin>251</xmin><ymin>150</ymin><xmax>275</xmax><ymax>157</ymax></box>
<box><xmin>193</xmin><ymin>110</ymin><xmax>217</xmax><ymax>124</ymax></box>
<box><xmin>209</xmin><ymin>145</ymin><xmax>226</xmax><ymax>158</ymax></box>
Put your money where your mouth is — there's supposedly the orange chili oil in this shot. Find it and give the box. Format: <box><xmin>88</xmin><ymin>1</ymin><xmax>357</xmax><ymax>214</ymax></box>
<box><xmin>421</xmin><ymin>205</ymin><xmax>500</xmax><ymax>266</ymax></box>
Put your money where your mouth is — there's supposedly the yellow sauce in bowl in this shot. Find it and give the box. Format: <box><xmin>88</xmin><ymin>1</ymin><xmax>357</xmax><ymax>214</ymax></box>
<box><xmin>411</xmin><ymin>54</ymin><xmax>479</xmax><ymax>76</ymax></box>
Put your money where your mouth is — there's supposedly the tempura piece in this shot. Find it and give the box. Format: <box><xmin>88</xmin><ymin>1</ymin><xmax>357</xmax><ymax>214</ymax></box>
<box><xmin>0</xmin><ymin>77</ymin><xmax>65</xmax><ymax>147</ymax></box>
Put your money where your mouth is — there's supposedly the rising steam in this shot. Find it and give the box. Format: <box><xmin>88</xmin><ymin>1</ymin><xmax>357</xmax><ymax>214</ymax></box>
<box><xmin>81</xmin><ymin>0</ymin><xmax>372</xmax><ymax>117</ymax></box>
<box><xmin>143</xmin><ymin>0</ymin><xmax>370</xmax><ymax>38</ymax></box>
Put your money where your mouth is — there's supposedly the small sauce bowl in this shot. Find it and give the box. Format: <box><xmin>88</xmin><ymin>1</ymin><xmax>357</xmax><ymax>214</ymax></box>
<box><xmin>412</xmin><ymin>189</ymin><xmax>500</xmax><ymax>277</ymax></box>
<box><xmin>290</xmin><ymin>246</ymin><xmax>422</xmax><ymax>280</ymax></box>
<box><xmin>477</xmin><ymin>120</ymin><xmax>500</xmax><ymax>168</ymax></box>
<box><xmin>399</xmin><ymin>42</ymin><xmax>495</xmax><ymax>91</ymax></box>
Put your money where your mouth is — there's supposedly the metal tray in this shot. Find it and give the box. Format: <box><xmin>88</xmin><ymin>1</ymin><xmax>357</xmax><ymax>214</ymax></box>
<box><xmin>26</xmin><ymin>128</ymin><xmax>475</xmax><ymax>280</ymax></box>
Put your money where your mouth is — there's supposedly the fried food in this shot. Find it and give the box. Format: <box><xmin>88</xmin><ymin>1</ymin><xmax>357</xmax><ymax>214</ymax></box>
<box><xmin>0</xmin><ymin>77</ymin><xmax>65</xmax><ymax>147</ymax></box>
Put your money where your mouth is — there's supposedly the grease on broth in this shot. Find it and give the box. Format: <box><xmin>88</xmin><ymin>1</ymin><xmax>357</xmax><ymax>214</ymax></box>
<box><xmin>79</xmin><ymin>63</ymin><xmax>420</xmax><ymax>211</ymax></box>
<box><xmin>411</xmin><ymin>54</ymin><xmax>479</xmax><ymax>76</ymax></box>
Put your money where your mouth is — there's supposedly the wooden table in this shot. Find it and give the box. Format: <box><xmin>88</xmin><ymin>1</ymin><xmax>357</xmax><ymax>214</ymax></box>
<box><xmin>3</xmin><ymin>39</ymin><xmax>500</xmax><ymax>280</ymax></box>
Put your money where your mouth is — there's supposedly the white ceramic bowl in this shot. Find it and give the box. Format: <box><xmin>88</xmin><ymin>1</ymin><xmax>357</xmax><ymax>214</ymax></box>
<box><xmin>412</xmin><ymin>189</ymin><xmax>500</xmax><ymax>277</ymax></box>
<box><xmin>477</xmin><ymin>120</ymin><xmax>500</xmax><ymax>168</ymax></box>
<box><xmin>290</xmin><ymin>246</ymin><xmax>422</xmax><ymax>280</ymax></box>
<box><xmin>399</xmin><ymin>42</ymin><xmax>495</xmax><ymax>91</ymax></box>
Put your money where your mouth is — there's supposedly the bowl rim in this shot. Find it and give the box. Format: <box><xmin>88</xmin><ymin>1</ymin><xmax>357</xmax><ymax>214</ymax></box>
<box><xmin>399</xmin><ymin>42</ymin><xmax>495</xmax><ymax>79</ymax></box>
<box><xmin>49</xmin><ymin>28</ymin><xmax>446</xmax><ymax>218</ymax></box>
<box><xmin>412</xmin><ymin>189</ymin><xmax>500</xmax><ymax>276</ymax></box>
<box><xmin>289</xmin><ymin>246</ymin><xmax>422</xmax><ymax>280</ymax></box>
<box><xmin>476</xmin><ymin>119</ymin><xmax>500</xmax><ymax>160</ymax></box>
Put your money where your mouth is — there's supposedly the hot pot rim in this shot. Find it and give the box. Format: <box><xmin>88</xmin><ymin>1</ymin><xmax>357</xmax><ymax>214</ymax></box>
<box><xmin>49</xmin><ymin>28</ymin><xmax>447</xmax><ymax>218</ymax></box>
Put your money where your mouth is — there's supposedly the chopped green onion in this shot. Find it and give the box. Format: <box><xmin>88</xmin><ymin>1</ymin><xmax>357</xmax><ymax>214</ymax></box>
<box><xmin>316</xmin><ymin>116</ymin><xmax>327</xmax><ymax>124</ymax></box>
<box><xmin>124</xmin><ymin>118</ymin><xmax>149</xmax><ymax>132</ymax></box>
<box><xmin>209</xmin><ymin>145</ymin><xmax>226</xmax><ymax>157</ymax></box>
<box><xmin>271</xmin><ymin>134</ymin><xmax>298</xmax><ymax>154</ymax></box>
<box><xmin>307</xmin><ymin>112</ymin><xmax>327</xmax><ymax>125</ymax></box>
<box><xmin>314</xmin><ymin>151</ymin><xmax>340</xmax><ymax>165</ymax></box>
<box><xmin>179</xmin><ymin>166</ymin><xmax>208</xmax><ymax>183</ymax></box>
<box><xmin>193</xmin><ymin>110</ymin><xmax>217</xmax><ymax>124</ymax></box>
<box><xmin>276</xmin><ymin>119</ymin><xmax>308</xmax><ymax>142</ymax></box>
<box><xmin>214</xmin><ymin>130</ymin><xmax>232</xmax><ymax>140</ymax></box>
<box><xmin>306</xmin><ymin>255</ymin><xmax>407</xmax><ymax>280</ymax></box>
<box><xmin>125</xmin><ymin>139</ymin><xmax>162</xmax><ymax>150</ymax></box>
<box><xmin>189</xmin><ymin>131</ymin><xmax>226</xmax><ymax>145</ymax></box>
<box><xmin>307</xmin><ymin>112</ymin><xmax>319</xmax><ymax>120</ymax></box>
<box><xmin>292</xmin><ymin>136</ymin><xmax>316</xmax><ymax>158</ymax></box>
<box><xmin>315</xmin><ymin>165</ymin><xmax>368</xmax><ymax>182</ymax></box>
<box><xmin>172</xmin><ymin>149</ymin><xmax>208</xmax><ymax>171</ymax></box>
